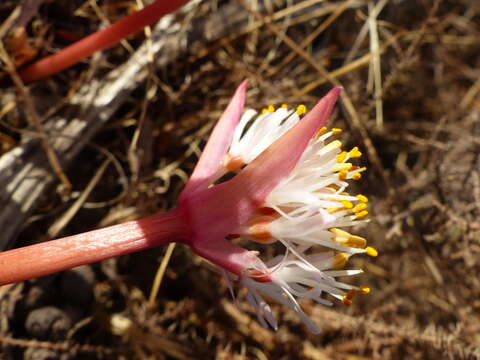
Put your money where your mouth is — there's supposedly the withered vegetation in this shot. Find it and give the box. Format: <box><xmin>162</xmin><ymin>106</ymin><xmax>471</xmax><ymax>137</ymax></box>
<box><xmin>0</xmin><ymin>0</ymin><xmax>479</xmax><ymax>359</ymax></box>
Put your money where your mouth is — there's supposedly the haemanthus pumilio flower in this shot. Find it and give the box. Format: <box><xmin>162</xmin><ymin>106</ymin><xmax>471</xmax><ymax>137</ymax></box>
<box><xmin>0</xmin><ymin>82</ymin><xmax>376</xmax><ymax>332</ymax></box>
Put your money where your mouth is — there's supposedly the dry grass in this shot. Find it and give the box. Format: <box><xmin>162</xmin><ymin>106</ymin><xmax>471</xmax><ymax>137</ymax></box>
<box><xmin>1</xmin><ymin>0</ymin><xmax>480</xmax><ymax>359</ymax></box>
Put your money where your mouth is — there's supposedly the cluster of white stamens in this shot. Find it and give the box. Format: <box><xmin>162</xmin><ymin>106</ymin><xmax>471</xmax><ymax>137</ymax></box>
<box><xmin>262</xmin><ymin>127</ymin><xmax>373</xmax><ymax>255</ymax></box>
<box><xmin>240</xmin><ymin>252</ymin><xmax>370</xmax><ymax>333</ymax></box>
<box><xmin>225</xmin><ymin>105</ymin><xmax>305</xmax><ymax>170</ymax></box>
<box><xmin>225</xmin><ymin>104</ymin><xmax>376</xmax><ymax>333</ymax></box>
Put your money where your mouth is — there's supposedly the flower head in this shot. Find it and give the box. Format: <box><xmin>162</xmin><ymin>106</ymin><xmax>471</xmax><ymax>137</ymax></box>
<box><xmin>179</xmin><ymin>82</ymin><xmax>375</xmax><ymax>332</ymax></box>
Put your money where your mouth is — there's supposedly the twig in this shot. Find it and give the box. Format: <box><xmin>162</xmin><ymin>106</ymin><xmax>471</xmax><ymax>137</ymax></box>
<box><xmin>47</xmin><ymin>159</ymin><xmax>111</xmax><ymax>238</ymax></box>
<box><xmin>0</xmin><ymin>41</ymin><xmax>72</xmax><ymax>196</ymax></box>
<box><xmin>128</xmin><ymin>0</ymin><xmax>157</xmax><ymax>182</ymax></box>
<box><xmin>267</xmin><ymin>0</ymin><xmax>357</xmax><ymax>77</ymax></box>
<box><xmin>367</xmin><ymin>0</ymin><xmax>387</xmax><ymax>131</ymax></box>
<box><xmin>297</xmin><ymin>31</ymin><xmax>403</xmax><ymax>96</ymax></box>
<box><xmin>148</xmin><ymin>243</ymin><xmax>176</xmax><ymax>308</ymax></box>
<box><xmin>0</xmin><ymin>0</ymin><xmax>49</xmax><ymax>40</ymax></box>
<box><xmin>189</xmin><ymin>2</ymin><xmax>355</xmax><ymax>63</ymax></box>
<box><xmin>0</xmin><ymin>336</ymin><xmax>114</xmax><ymax>355</ymax></box>
<box><xmin>460</xmin><ymin>76</ymin><xmax>480</xmax><ymax>110</ymax></box>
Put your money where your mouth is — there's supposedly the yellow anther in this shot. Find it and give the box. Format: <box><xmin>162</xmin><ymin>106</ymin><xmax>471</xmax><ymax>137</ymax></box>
<box><xmin>345</xmin><ymin>235</ymin><xmax>367</xmax><ymax>249</ymax></box>
<box><xmin>331</xmin><ymin>228</ymin><xmax>366</xmax><ymax>248</ymax></box>
<box><xmin>327</xmin><ymin>207</ymin><xmax>343</xmax><ymax>214</ymax></box>
<box><xmin>334</xmin><ymin>163</ymin><xmax>353</xmax><ymax>172</ymax></box>
<box><xmin>332</xmin><ymin>128</ymin><xmax>343</xmax><ymax>134</ymax></box>
<box><xmin>329</xmin><ymin>228</ymin><xmax>351</xmax><ymax>238</ymax></box>
<box><xmin>352</xmin><ymin>172</ymin><xmax>362</xmax><ymax>180</ymax></box>
<box><xmin>360</xmin><ymin>286</ymin><xmax>370</xmax><ymax>294</ymax></box>
<box><xmin>356</xmin><ymin>194</ymin><xmax>369</xmax><ymax>203</ymax></box>
<box><xmin>366</xmin><ymin>246</ymin><xmax>378</xmax><ymax>257</ymax></box>
<box><xmin>359</xmin><ymin>269</ymin><xmax>365</xmax><ymax>273</ymax></box>
<box><xmin>342</xmin><ymin>289</ymin><xmax>356</xmax><ymax>306</ymax></box>
<box><xmin>330</xmin><ymin>228</ymin><xmax>365</xmax><ymax>248</ymax></box>
<box><xmin>352</xmin><ymin>203</ymin><xmax>367</xmax><ymax>213</ymax></box>
<box><xmin>225</xmin><ymin>156</ymin><xmax>245</xmax><ymax>172</ymax></box>
<box><xmin>296</xmin><ymin>104</ymin><xmax>307</xmax><ymax>115</ymax></box>
<box><xmin>349</xmin><ymin>146</ymin><xmax>362</xmax><ymax>158</ymax></box>
<box><xmin>336</xmin><ymin>151</ymin><xmax>347</xmax><ymax>163</ymax></box>
<box><xmin>333</xmin><ymin>253</ymin><xmax>349</xmax><ymax>269</ymax></box>
<box><xmin>342</xmin><ymin>296</ymin><xmax>352</xmax><ymax>306</ymax></box>
<box><xmin>336</xmin><ymin>237</ymin><xmax>365</xmax><ymax>249</ymax></box>
<box><xmin>248</xmin><ymin>218</ymin><xmax>275</xmax><ymax>244</ymax></box>
<box><xmin>340</xmin><ymin>200</ymin><xmax>353</xmax><ymax>209</ymax></box>
<box><xmin>316</xmin><ymin>127</ymin><xmax>328</xmax><ymax>137</ymax></box>
<box><xmin>334</xmin><ymin>237</ymin><xmax>349</xmax><ymax>246</ymax></box>
<box><xmin>261</xmin><ymin>108</ymin><xmax>268</xmax><ymax>114</ymax></box>
<box><xmin>341</xmin><ymin>192</ymin><xmax>350</xmax><ymax>196</ymax></box>
<box><xmin>281</xmin><ymin>104</ymin><xmax>288</xmax><ymax>109</ymax></box>
<box><xmin>268</xmin><ymin>105</ymin><xmax>275</xmax><ymax>112</ymax></box>
<box><xmin>355</xmin><ymin>210</ymin><xmax>368</xmax><ymax>219</ymax></box>
<box><xmin>326</xmin><ymin>140</ymin><xmax>342</xmax><ymax>151</ymax></box>
<box><xmin>339</xmin><ymin>170</ymin><xmax>348</xmax><ymax>181</ymax></box>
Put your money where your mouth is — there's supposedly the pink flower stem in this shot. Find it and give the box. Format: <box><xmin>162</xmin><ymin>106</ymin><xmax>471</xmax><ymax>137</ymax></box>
<box><xmin>0</xmin><ymin>208</ymin><xmax>186</xmax><ymax>285</ymax></box>
<box><xmin>19</xmin><ymin>0</ymin><xmax>190</xmax><ymax>82</ymax></box>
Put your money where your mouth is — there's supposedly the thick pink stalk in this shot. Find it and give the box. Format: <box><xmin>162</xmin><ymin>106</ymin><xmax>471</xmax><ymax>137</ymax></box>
<box><xmin>19</xmin><ymin>0</ymin><xmax>190</xmax><ymax>82</ymax></box>
<box><xmin>0</xmin><ymin>208</ymin><xmax>185</xmax><ymax>285</ymax></box>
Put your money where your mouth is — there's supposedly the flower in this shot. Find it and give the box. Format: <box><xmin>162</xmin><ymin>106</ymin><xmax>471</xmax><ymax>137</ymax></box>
<box><xmin>0</xmin><ymin>81</ymin><xmax>375</xmax><ymax>333</ymax></box>
<box><xmin>179</xmin><ymin>83</ymin><xmax>347</xmax><ymax>277</ymax></box>
<box><xmin>239</xmin><ymin>251</ymin><xmax>370</xmax><ymax>333</ymax></box>
<box><xmin>180</xmin><ymin>82</ymin><xmax>376</xmax><ymax>332</ymax></box>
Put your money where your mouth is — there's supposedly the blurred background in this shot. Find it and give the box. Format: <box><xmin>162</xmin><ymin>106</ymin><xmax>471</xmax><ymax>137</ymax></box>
<box><xmin>0</xmin><ymin>0</ymin><xmax>479</xmax><ymax>358</ymax></box>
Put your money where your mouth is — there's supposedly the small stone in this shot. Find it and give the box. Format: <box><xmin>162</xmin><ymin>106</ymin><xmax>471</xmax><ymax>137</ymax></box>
<box><xmin>25</xmin><ymin>307</ymin><xmax>71</xmax><ymax>340</ymax></box>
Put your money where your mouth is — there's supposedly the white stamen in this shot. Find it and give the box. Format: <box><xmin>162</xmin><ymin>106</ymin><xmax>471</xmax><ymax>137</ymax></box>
<box><xmin>229</xmin><ymin>107</ymin><xmax>300</xmax><ymax>164</ymax></box>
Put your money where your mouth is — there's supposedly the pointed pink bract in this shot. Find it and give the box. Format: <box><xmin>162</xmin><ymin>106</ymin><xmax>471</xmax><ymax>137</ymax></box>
<box><xmin>180</xmin><ymin>81</ymin><xmax>247</xmax><ymax>199</ymax></box>
<box><xmin>190</xmin><ymin>235</ymin><xmax>269</xmax><ymax>278</ymax></box>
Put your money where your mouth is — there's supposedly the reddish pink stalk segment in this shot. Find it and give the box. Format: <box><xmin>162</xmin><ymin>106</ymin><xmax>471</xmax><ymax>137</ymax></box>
<box><xmin>0</xmin><ymin>208</ymin><xmax>185</xmax><ymax>285</ymax></box>
<box><xmin>19</xmin><ymin>0</ymin><xmax>190</xmax><ymax>82</ymax></box>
